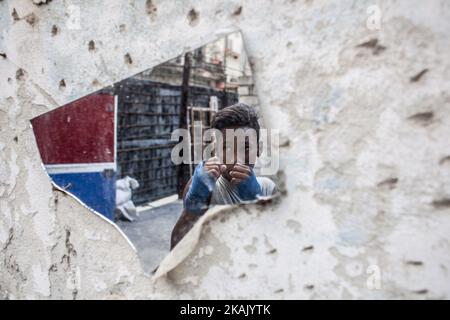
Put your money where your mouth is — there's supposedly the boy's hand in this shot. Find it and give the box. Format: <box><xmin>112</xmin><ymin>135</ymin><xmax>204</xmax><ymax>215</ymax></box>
<box><xmin>230</xmin><ymin>163</ymin><xmax>262</xmax><ymax>201</ymax></box>
<box><xmin>204</xmin><ymin>157</ymin><xmax>227</xmax><ymax>180</ymax></box>
<box><xmin>184</xmin><ymin>157</ymin><xmax>226</xmax><ymax>215</ymax></box>
<box><xmin>229</xmin><ymin>163</ymin><xmax>252</xmax><ymax>185</ymax></box>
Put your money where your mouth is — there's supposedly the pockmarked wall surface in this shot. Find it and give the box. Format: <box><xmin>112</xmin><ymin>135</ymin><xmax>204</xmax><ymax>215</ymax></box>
<box><xmin>1</xmin><ymin>0</ymin><xmax>450</xmax><ymax>299</ymax></box>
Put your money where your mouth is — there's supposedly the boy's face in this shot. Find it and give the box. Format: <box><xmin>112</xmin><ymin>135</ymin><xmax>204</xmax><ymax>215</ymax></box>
<box><xmin>216</xmin><ymin>126</ymin><xmax>259</xmax><ymax>178</ymax></box>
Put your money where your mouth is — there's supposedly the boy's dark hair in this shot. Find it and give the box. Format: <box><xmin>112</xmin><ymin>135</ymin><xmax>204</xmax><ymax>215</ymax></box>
<box><xmin>211</xmin><ymin>103</ymin><xmax>260</xmax><ymax>138</ymax></box>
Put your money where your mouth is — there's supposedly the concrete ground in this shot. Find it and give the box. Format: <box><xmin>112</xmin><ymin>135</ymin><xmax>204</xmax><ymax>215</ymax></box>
<box><xmin>116</xmin><ymin>200</ymin><xmax>183</xmax><ymax>274</ymax></box>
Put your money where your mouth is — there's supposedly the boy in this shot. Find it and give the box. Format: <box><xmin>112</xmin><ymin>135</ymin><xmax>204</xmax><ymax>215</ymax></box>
<box><xmin>170</xmin><ymin>103</ymin><xmax>276</xmax><ymax>249</ymax></box>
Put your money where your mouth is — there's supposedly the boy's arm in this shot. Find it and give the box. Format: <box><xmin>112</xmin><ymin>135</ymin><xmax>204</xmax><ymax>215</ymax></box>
<box><xmin>170</xmin><ymin>178</ymin><xmax>200</xmax><ymax>250</ymax></box>
<box><xmin>170</xmin><ymin>158</ymin><xmax>225</xmax><ymax>249</ymax></box>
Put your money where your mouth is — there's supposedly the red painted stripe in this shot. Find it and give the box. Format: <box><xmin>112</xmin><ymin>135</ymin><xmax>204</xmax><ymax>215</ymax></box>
<box><xmin>31</xmin><ymin>94</ymin><xmax>115</xmax><ymax>164</ymax></box>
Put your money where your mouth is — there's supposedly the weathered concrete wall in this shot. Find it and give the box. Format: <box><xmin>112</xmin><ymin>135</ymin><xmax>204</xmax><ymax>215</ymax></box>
<box><xmin>1</xmin><ymin>0</ymin><xmax>450</xmax><ymax>299</ymax></box>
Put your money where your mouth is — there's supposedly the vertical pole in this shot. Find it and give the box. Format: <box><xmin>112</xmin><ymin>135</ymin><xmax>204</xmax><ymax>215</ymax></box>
<box><xmin>222</xmin><ymin>35</ymin><xmax>228</xmax><ymax>109</ymax></box>
<box><xmin>177</xmin><ymin>52</ymin><xmax>192</xmax><ymax>198</ymax></box>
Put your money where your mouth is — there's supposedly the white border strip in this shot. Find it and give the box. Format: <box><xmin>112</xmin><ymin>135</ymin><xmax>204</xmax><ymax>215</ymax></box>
<box><xmin>45</xmin><ymin>162</ymin><xmax>116</xmax><ymax>174</ymax></box>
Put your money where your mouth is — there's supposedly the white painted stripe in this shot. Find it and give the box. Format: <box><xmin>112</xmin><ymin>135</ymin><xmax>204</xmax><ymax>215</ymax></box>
<box><xmin>45</xmin><ymin>162</ymin><xmax>116</xmax><ymax>174</ymax></box>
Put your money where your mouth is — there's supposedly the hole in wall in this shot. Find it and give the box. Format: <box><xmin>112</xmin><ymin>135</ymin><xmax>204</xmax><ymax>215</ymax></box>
<box><xmin>232</xmin><ymin>6</ymin><xmax>243</xmax><ymax>16</ymax></box>
<box><xmin>88</xmin><ymin>40</ymin><xmax>96</xmax><ymax>52</ymax></box>
<box><xmin>124</xmin><ymin>53</ymin><xmax>133</xmax><ymax>65</ymax></box>
<box><xmin>187</xmin><ymin>8</ymin><xmax>199</xmax><ymax>26</ymax></box>
<box><xmin>30</xmin><ymin>31</ymin><xmax>280</xmax><ymax>274</ymax></box>
<box><xmin>51</xmin><ymin>24</ymin><xmax>58</xmax><ymax>36</ymax></box>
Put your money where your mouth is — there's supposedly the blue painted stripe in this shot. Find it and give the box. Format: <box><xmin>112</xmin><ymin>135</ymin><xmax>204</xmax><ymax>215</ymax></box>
<box><xmin>50</xmin><ymin>171</ymin><xmax>116</xmax><ymax>221</ymax></box>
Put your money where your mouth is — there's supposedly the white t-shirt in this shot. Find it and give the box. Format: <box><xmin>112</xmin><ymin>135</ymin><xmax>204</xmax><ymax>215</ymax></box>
<box><xmin>210</xmin><ymin>175</ymin><xmax>276</xmax><ymax>205</ymax></box>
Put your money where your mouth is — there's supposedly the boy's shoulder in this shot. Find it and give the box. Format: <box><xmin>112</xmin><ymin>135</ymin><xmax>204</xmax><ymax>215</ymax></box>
<box><xmin>256</xmin><ymin>176</ymin><xmax>276</xmax><ymax>197</ymax></box>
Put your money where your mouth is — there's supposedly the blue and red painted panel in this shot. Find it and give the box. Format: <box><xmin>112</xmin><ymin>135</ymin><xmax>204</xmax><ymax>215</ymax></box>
<box><xmin>31</xmin><ymin>94</ymin><xmax>117</xmax><ymax>220</ymax></box>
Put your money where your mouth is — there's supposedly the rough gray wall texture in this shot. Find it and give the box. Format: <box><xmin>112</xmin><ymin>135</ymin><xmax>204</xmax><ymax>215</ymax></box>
<box><xmin>1</xmin><ymin>0</ymin><xmax>450</xmax><ymax>299</ymax></box>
